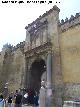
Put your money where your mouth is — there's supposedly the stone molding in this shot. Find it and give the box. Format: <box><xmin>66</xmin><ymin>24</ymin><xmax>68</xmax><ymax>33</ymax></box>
<box><xmin>25</xmin><ymin>42</ymin><xmax>52</xmax><ymax>58</ymax></box>
<box><xmin>25</xmin><ymin>5</ymin><xmax>60</xmax><ymax>30</ymax></box>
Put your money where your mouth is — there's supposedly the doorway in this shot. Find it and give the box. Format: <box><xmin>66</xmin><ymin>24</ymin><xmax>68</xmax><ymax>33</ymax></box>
<box><xmin>29</xmin><ymin>59</ymin><xmax>46</xmax><ymax>93</ymax></box>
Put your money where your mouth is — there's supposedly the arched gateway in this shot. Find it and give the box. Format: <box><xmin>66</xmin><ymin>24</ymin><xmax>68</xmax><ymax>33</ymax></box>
<box><xmin>23</xmin><ymin>5</ymin><xmax>63</xmax><ymax>107</ymax></box>
<box><xmin>29</xmin><ymin>58</ymin><xmax>46</xmax><ymax>93</ymax></box>
<box><xmin>24</xmin><ymin>40</ymin><xmax>54</xmax><ymax>106</ymax></box>
<box><xmin>24</xmin><ymin>42</ymin><xmax>52</xmax><ymax>93</ymax></box>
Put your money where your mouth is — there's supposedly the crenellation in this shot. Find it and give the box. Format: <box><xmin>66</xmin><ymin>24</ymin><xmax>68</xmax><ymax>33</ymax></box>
<box><xmin>60</xmin><ymin>13</ymin><xmax>80</xmax><ymax>32</ymax></box>
<box><xmin>1</xmin><ymin>44</ymin><xmax>14</xmax><ymax>55</ymax></box>
<box><xmin>15</xmin><ymin>45</ymin><xmax>18</xmax><ymax>49</ymax></box>
<box><xmin>16</xmin><ymin>43</ymin><xmax>20</xmax><ymax>48</ymax></box>
<box><xmin>12</xmin><ymin>46</ymin><xmax>16</xmax><ymax>51</ymax></box>
<box><xmin>61</xmin><ymin>19</ymin><xmax>64</xmax><ymax>24</ymax></box>
<box><xmin>23</xmin><ymin>41</ymin><xmax>25</xmax><ymax>45</ymax></box>
<box><xmin>3</xmin><ymin>41</ymin><xmax>25</xmax><ymax>53</ymax></box>
<box><xmin>65</xmin><ymin>17</ymin><xmax>68</xmax><ymax>22</ymax></box>
<box><xmin>25</xmin><ymin>5</ymin><xmax>60</xmax><ymax>30</ymax></box>
<box><xmin>0</xmin><ymin>6</ymin><xmax>80</xmax><ymax>107</ymax></box>
<box><xmin>20</xmin><ymin>42</ymin><xmax>22</xmax><ymax>45</ymax></box>
<box><xmin>70</xmin><ymin>15</ymin><xmax>74</xmax><ymax>20</ymax></box>
<box><xmin>39</xmin><ymin>15</ymin><xmax>41</xmax><ymax>18</ymax></box>
<box><xmin>75</xmin><ymin>13</ymin><xmax>80</xmax><ymax>18</ymax></box>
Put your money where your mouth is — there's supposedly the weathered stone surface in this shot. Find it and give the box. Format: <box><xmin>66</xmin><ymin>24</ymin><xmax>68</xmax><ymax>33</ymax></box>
<box><xmin>60</xmin><ymin>25</ymin><xmax>80</xmax><ymax>83</ymax></box>
<box><xmin>0</xmin><ymin>48</ymin><xmax>25</xmax><ymax>93</ymax></box>
<box><xmin>0</xmin><ymin>5</ymin><xmax>80</xmax><ymax>107</ymax></box>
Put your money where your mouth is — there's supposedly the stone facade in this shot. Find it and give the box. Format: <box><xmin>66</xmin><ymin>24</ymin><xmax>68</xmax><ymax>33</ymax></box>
<box><xmin>0</xmin><ymin>5</ymin><xmax>80</xmax><ymax>107</ymax></box>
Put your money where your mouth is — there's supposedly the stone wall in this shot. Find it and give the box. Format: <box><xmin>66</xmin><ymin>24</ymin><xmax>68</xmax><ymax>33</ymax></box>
<box><xmin>60</xmin><ymin>24</ymin><xmax>80</xmax><ymax>83</ymax></box>
<box><xmin>0</xmin><ymin>45</ymin><xmax>25</xmax><ymax>93</ymax></box>
<box><xmin>0</xmin><ymin>50</ymin><xmax>5</xmax><ymax>92</ymax></box>
<box><xmin>60</xmin><ymin>15</ymin><xmax>80</xmax><ymax>101</ymax></box>
<box><xmin>64</xmin><ymin>83</ymin><xmax>80</xmax><ymax>100</ymax></box>
<box><xmin>24</xmin><ymin>5</ymin><xmax>63</xmax><ymax>107</ymax></box>
<box><xmin>0</xmin><ymin>5</ymin><xmax>80</xmax><ymax>107</ymax></box>
<box><xmin>8</xmin><ymin>48</ymin><xmax>25</xmax><ymax>92</ymax></box>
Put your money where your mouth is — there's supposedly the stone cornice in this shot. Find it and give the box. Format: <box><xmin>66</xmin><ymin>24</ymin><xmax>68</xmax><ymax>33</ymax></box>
<box><xmin>24</xmin><ymin>42</ymin><xmax>52</xmax><ymax>58</ymax></box>
<box><xmin>25</xmin><ymin>5</ymin><xmax>60</xmax><ymax>30</ymax></box>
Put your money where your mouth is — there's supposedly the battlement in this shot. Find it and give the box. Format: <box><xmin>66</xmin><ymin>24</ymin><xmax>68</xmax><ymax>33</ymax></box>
<box><xmin>25</xmin><ymin>5</ymin><xmax>60</xmax><ymax>30</ymax></box>
<box><xmin>0</xmin><ymin>41</ymin><xmax>25</xmax><ymax>55</ymax></box>
<box><xmin>59</xmin><ymin>12</ymin><xmax>80</xmax><ymax>32</ymax></box>
<box><xmin>0</xmin><ymin>7</ymin><xmax>80</xmax><ymax>54</ymax></box>
<box><xmin>12</xmin><ymin>41</ymin><xmax>25</xmax><ymax>51</ymax></box>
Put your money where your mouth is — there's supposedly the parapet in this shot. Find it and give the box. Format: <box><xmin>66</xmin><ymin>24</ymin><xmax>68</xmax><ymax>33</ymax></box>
<box><xmin>25</xmin><ymin>5</ymin><xmax>60</xmax><ymax>30</ymax></box>
<box><xmin>0</xmin><ymin>41</ymin><xmax>25</xmax><ymax>54</ymax></box>
<box><xmin>12</xmin><ymin>41</ymin><xmax>25</xmax><ymax>51</ymax></box>
<box><xmin>59</xmin><ymin>12</ymin><xmax>80</xmax><ymax>32</ymax></box>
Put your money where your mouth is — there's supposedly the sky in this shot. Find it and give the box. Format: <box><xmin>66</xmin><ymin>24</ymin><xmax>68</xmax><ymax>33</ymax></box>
<box><xmin>0</xmin><ymin>0</ymin><xmax>80</xmax><ymax>51</ymax></box>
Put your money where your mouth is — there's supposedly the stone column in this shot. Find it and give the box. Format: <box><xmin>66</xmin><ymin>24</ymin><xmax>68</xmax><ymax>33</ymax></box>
<box><xmin>23</xmin><ymin>58</ymin><xmax>27</xmax><ymax>88</ymax></box>
<box><xmin>39</xmin><ymin>80</ymin><xmax>46</xmax><ymax>107</ymax></box>
<box><xmin>24</xmin><ymin>57</ymin><xmax>29</xmax><ymax>89</ymax></box>
<box><xmin>26</xmin><ymin>58</ymin><xmax>31</xmax><ymax>89</ymax></box>
<box><xmin>46</xmin><ymin>51</ymin><xmax>52</xmax><ymax>107</ymax></box>
<box><xmin>46</xmin><ymin>51</ymin><xmax>52</xmax><ymax>88</ymax></box>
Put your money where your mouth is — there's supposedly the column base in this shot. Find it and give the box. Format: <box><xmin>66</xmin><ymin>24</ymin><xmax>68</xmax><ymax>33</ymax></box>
<box><xmin>45</xmin><ymin>88</ymin><xmax>53</xmax><ymax>107</ymax></box>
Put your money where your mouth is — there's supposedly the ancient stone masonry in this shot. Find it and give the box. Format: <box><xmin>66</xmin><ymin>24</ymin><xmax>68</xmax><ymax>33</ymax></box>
<box><xmin>59</xmin><ymin>9</ymin><xmax>80</xmax><ymax>107</ymax></box>
<box><xmin>0</xmin><ymin>41</ymin><xmax>25</xmax><ymax>92</ymax></box>
<box><xmin>12</xmin><ymin>41</ymin><xmax>25</xmax><ymax>52</ymax></box>
<box><xmin>59</xmin><ymin>12</ymin><xmax>80</xmax><ymax>32</ymax></box>
<box><xmin>64</xmin><ymin>83</ymin><xmax>80</xmax><ymax>100</ymax></box>
<box><xmin>25</xmin><ymin>5</ymin><xmax>60</xmax><ymax>29</ymax></box>
<box><xmin>0</xmin><ymin>5</ymin><xmax>80</xmax><ymax>107</ymax></box>
<box><xmin>24</xmin><ymin>5</ymin><xmax>63</xmax><ymax>107</ymax></box>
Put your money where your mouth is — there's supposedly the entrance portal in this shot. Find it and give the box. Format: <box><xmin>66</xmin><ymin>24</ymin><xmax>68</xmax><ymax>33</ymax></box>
<box><xmin>29</xmin><ymin>59</ymin><xmax>46</xmax><ymax>93</ymax></box>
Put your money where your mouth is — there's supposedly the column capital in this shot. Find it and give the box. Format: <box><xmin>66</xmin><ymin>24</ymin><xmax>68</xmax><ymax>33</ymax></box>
<box><xmin>47</xmin><ymin>50</ymin><xmax>52</xmax><ymax>55</ymax></box>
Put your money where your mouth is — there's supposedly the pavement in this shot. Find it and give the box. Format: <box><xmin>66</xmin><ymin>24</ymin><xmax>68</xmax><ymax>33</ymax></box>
<box><xmin>22</xmin><ymin>104</ymin><xmax>39</xmax><ymax>107</ymax></box>
<box><xmin>22</xmin><ymin>104</ymin><xmax>33</xmax><ymax>107</ymax></box>
<box><xmin>5</xmin><ymin>102</ymin><xmax>39</xmax><ymax>107</ymax></box>
<box><xmin>5</xmin><ymin>103</ymin><xmax>33</xmax><ymax>107</ymax></box>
